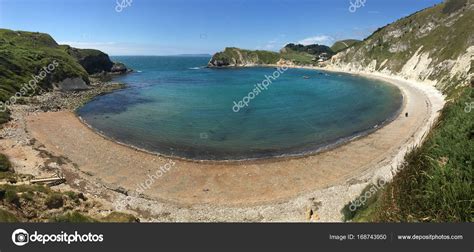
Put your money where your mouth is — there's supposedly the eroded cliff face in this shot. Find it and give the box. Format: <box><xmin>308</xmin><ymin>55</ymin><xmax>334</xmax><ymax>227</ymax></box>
<box><xmin>330</xmin><ymin>0</ymin><xmax>473</xmax><ymax>92</ymax></box>
<box><xmin>64</xmin><ymin>46</ymin><xmax>114</xmax><ymax>75</ymax></box>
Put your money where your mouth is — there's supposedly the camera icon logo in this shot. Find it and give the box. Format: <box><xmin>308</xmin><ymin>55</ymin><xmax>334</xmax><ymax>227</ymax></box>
<box><xmin>12</xmin><ymin>229</ymin><xmax>29</xmax><ymax>246</ymax></box>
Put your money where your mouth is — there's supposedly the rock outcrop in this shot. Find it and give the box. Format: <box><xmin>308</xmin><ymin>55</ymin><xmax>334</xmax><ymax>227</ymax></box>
<box><xmin>110</xmin><ymin>62</ymin><xmax>131</xmax><ymax>74</ymax></box>
<box><xmin>52</xmin><ymin>77</ymin><xmax>90</xmax><ymax>91</ymax></box>
<box><xmin>63</xmin><ymin>46</ymin><xmax>132</xmax><ymax>75</ymax></box>
<box><xmin>63</xmin><ymin>46</ymin><xmax>114</xmax><ymax>75</ymax></box>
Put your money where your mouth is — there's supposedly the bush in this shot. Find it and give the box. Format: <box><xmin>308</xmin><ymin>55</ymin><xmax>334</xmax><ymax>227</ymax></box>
<box><xmin>101</xmin><ymin>212</ymin><xmax>139</xmax><ymax>223</ymax></box>
<box><xmin>0</xmin><ymin>111</ymin><xmax>10</xmax><ymax>125</ymax></box>
<box><xmin>45</xmin><ymin>193</ymin><xmax>64</xmax><ymax>209</ymax></box>
<box><xmin>5</xmin><ymin>190</ymin><xmax>20</xmax><ymax>207</ymax></box>
<box><xmin>0</xmin><ymin>154</ymin><xmax>11</xmax><ymax>172</ymax></box>
<box><xmin>50</xmin><ymin>211</ymin><xmax>96</xmax><ymax>223</ymax></box>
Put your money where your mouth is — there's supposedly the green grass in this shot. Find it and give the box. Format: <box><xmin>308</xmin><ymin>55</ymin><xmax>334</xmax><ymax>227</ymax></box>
<box><xmin>0</xmin><ymin>209</ymin><xmax>19</xmax><ymax>222</ymax></box>
<box><xmin>0</xmin><ymin>171</ymin><xmax>15</xmax><ymax>180</ymax></box>
<box><xmin>330</xmin><ymin>39</ymin><xmax>361</xmax><ymax>53</ymax></box>
<box><xmin>0</xmin><ymin>183</ymin><xmax>138</xmax><ymax>222</ymax></box>
<box><xmin>341</xmin><ymin>182</ymin><xmax>383</xmax><ymax>222</ymax></box>
<box><xmin>283</xmin><ymin>43</ymin><xmax>333</xmax><ymax>56</ymax></box>
<box><xmin>50</xmin><ymin>211</ymin><xmax>139</xmax><ymax>223</ymax></box>
<box><xmin>0</xmin><ymin>184</ymin><xmax>52</xmax><ymax>195</ymax></box>
<box><xmin>50</xmin><ymin>211</ymin><xmax>97</xmax><ymax>223</ymax></box>
<box><xmin>336</xmin><ymin>1</ymin><xmax>473</xmax><ymax>92</ymax></box>
<box><xmin>280</xmin><ymin>50</ymin><xmax>315</xmax><ymax>65</ymax></box>
<box><xmin>210</xmin><ymin>47</ymin><xmax>280</xmax><ymax>66</ymax></box>
<box><xmin>345</xmin><ymin>87</ymin><xmax>473</xmax><ymax>222</ymax></box>
<box><xmin>100</xmin><ymin>212</ymin><xmax>139</xmax><ymax>223</ymax></box>
<box><xmin>0</xmin><ymin>29</ymin><xmax>89</xmax><ymax>102</ymax></box>
<box><xmin>442</xmin><ymin>0</ymin><xmax>468</xmax><ymax>14</ymax></box>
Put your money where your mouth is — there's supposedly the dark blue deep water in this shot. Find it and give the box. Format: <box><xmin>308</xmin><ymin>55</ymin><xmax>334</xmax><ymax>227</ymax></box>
<box><xmin>77</xmin><ymin>56</ymin><xmax>403</xmax><ymax>160</ymax></box>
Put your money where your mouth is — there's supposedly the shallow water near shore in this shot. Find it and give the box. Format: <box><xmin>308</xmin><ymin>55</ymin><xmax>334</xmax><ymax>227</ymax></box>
<box><xmin>77</xmin><ymin>56</ymin><xmax>402</xmax><ymax>160</ymax></box>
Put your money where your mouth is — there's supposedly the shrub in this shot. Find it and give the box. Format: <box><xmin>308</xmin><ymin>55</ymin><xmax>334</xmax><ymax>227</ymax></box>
<box><xmin>45</xmin><ymin>193</ymin><xmax>64</xmax><ymax>209</ymax></box>
<box><xmin>5</xmin><ymin>190</ymin><xmax>20</xmax><ymax>207</ymax></box>
<box><xmin>101</xmin><ymin>212</ymin><xmax>139</xmax><ymax>223</ymax></box>
<box><xmin>0</xmin><ymin>154</ymin><xmax>11</xmax><ymax>172</ymax></box>
<box><xmin>50</xmin><ymin>211</ymin><xmax>96</xmax><ymax>223</ymax></box>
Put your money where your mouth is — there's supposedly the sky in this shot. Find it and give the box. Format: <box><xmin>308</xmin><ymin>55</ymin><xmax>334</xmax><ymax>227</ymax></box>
<box><xmin>0</xmin><ymin>0</ymin><xmax>443</xmax><ymax>55</ymax></box>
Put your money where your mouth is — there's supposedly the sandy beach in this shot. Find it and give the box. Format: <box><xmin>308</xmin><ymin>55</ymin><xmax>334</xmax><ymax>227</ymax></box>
<box><xmin>2</xmin><ymin>69</ymin><xmax>445</xmax><ymax>222</ymax></box>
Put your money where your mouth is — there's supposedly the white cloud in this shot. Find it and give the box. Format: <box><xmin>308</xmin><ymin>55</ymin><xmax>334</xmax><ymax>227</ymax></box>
<box><xmin>256</xmin><ymin>34</ymin><xmax>287</xmax><ymax>51</ymax></box>
<box><xmin>297</xmin><ymin>35</ymin><xmax>334</xmax><ymax>46</ymax></box>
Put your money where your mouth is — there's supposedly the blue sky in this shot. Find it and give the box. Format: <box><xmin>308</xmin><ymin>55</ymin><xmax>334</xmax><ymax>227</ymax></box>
<box><xmin>0</xmin><ymin>0</ymin><xmax>442</xmax><ymax>55</ymax></box>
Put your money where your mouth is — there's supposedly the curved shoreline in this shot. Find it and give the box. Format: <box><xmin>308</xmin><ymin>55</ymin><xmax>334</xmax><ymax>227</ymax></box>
<box><xmin>75</xmin><ymin>68</ymin><xmax>405</xmax><ymax>164</ymax></box>
<box><xmin>24</xmin><ymin>67</ymin><xmax>445</xmax><ymax>221</ymax></box>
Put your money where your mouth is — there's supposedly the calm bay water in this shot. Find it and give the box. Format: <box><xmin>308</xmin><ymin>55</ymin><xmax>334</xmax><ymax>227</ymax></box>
<box><xmin>77</xmin><ymin>56</ymin><xmax>403</xmax><ymax>160</ymax></box>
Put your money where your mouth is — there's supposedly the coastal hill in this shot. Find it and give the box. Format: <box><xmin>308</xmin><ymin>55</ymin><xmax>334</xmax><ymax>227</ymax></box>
<box><xmin>207</xmin><ymin>47</ymin><xmax>280</xmax><ymax>67</ymax></box>
<box><xmin>208</xmin><ymin>42</ymin><xmax>345</xmax><ymax>67</ymax></box>
<box><xmin>0</xmin><ymin>28</ymin><xmax>130</xmax><ymax>123</ymax></box>
<box><xmin>331</xmin><ymin>0</ymin><xmax>473</xmax><ymax>93</ymax></box>
<box><xmin>0</xmin><ymin>29</ymin><xmax>129</xmax><ymax>100</ymax></box>
<box><xmin>0</xmin><ymin>29</ymin><xmax>90</xmax><ymax>101</ymax></box>
<box><xmin>208</xmin><ymin>0</ymin><xmax>472</xmax><ymax>93</ymax></box>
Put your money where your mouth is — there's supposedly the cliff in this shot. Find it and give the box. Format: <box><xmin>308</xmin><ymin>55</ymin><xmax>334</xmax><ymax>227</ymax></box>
<box><xmin>0</xmin><ymin>29</ymin><xmax>131</xmax><ymax>101</ymax></box>
<box><xmin>61</xmin><ymin>45</ymin><xmax>130</xmax><ymax>75</ymax></box>
<box><xmin>331</xmin><ymin>0</ymin><xmax>473</xmax><ymax>93</ymax></box>
<box><xmin>0</xmin><ymin>29</ymin><xmax>90</xmax><ymax>102</ymax></box>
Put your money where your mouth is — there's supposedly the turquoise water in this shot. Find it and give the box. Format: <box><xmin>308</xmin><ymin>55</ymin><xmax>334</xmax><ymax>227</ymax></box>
<box><xmin>77</xmin><ymin>56</ymin><xmax>403</xmax><ymax>160</ymax></box>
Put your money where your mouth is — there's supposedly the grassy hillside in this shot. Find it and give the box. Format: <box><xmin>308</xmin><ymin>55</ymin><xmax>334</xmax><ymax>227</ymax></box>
<box><xmin>344</xmin><ymin>87</ymin><xmax>473</xmax><ymax>222</ymax></box>
<box><xmin>208</xmin><ymin>47</ymin><xmax>280</xmax><ymax>67</ymax></box>
<box><xmin>0</xmin><ymin>29</ymin><xmax>134</xmax><ymax>223</ymax></box>
<box><xmin>0</xmin><ymin>28</ymin><xmax>125</xmax><ymax>123</ymax></box>
<box><xmin>280</xmin><ymin>50</ymin><xmax>315</xmax><ymax>65</ymax></box>
<box><xmin>331</xmin><ymin>39</ymin><xmax>361</xmax><ymax>53</ymax></box>
<box><xmin>332</xmin><ymin>0</ymin><xmax>473</xmax><ymax>92</ymax></box>
<box><xmin>0</xmin><ymin>29</ymin><xmax>90</xmax><ymax>101</ymax></box>
<box><xmin>281</xmin><ymin>43</ymin><xmax>333</xmax><ymax>56</ymax></box>
<box><xmin>339</xmin><ymin>0</ymin><xmax>473</xmax><ymax>223</ymax></box>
